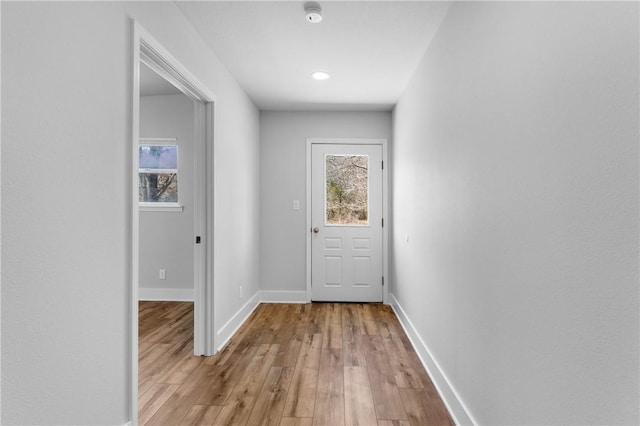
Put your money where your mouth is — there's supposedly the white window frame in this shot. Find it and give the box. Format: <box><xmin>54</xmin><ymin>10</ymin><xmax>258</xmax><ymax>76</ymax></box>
<box><xmin>138</xmin><ymin>137</ymin><xmax>183</xmax><ymax>212</ymax></box>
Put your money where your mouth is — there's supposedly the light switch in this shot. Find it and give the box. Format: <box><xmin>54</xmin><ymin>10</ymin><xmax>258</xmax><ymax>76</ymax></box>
<box><xmin>293</xmin><ymin>200</ymin><xmax>300</xmax><ymax>210</ymax></box>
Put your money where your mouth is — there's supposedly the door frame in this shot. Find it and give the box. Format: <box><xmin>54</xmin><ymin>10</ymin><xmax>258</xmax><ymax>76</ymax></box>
<box><xmin>131</xmin><ymin>21</ymin><xmax>216</xmax><ymax>424</ymax></box>
<box><xmin>305</xmin><ymin>138</ymin><xmax>389</xmax><ymax>304</ymax></box>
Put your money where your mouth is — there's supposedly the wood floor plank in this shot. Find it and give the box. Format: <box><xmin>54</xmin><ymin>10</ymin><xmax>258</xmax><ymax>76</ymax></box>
<box><xmin>398</xmin><ymin>388</ymin><xmax>455</xmax><ymax>426</ymax></box>
<box><xmin>307</xmin><ymin>303</ymin><xmax>328</xmax><ymax>334</ymax></box>
<box><xmin>179</xmin><ymin>405</ymin><xmax>223</xmax><ymax>426</ymax></box>
<box><xmin>139</xmin><ymin>343</ymin><xmax>174</xmax><ymax>372</ymax></box>
<box><xmin>158</xmin><ymin>354</ymin><xmax>205</xmax><ymax>385</ymax></box>
<box><xmin>342</xmin><ymin>304</ymin><xmax>365</xmax><ymax>335</ymax></box>
<box><xmin>294</xmin><ymin>304</ymin><xmax>312</xmax><ymax>336</ymax></box>
<box><xmin>374</xmin><ymin>305</ymin><xmax>395</xmax><ymax>340</ymax></box>
<box><xmin>207</xmin><ymin>307</ymin><xmax>262</xmax><ymax>367</ymax></box>
<box><xmin>139</xmin><ymin>341</ymin><xmax>154</xmax><ymax>357</ymax></box>
<box><xmin>360</xmin><ymin>304</ymin><xmax>379</xmax><ymax>335</ymax></box>
<box><xmin>212</xmin><ymin>343</ymin><xmax>280</xmax><ymax>425</ymax></box>
<box><xmin>282</xmin><ymin>333</ymin><xmax>323</xmax><ymax>417</ymax></box>
<box><xmin>343</xmin><ymin>323</ymin><xmax>367</xmax><ymax>367</ymax></box>
<box><xmin>140</xmin><ymin>302</ymin><xmax>454</xmax><ymax>426</ymax></box>
<box><xmin>280</xmin><ymin>418</ymin><xmax>313</xmax><ymax>426</ymax></box>
<box><xmin>144</xmin><ymin>362</ymin><xmax>217</xmax><ymax>426</ymax></box>
<box><xmin>139</xmin><ymin>302</ymin><xmax>192</xmax><ymax>346</ymax></box>
<box><xmin>263</xmin><ymin>304</ymin><xmax>292</xmax><ymax>345</ymax></box>
<box><xmin>274</xmin><ymin>333</ymin><xmax>303</xmax><ymax>368</ymax></box>
<box><xmin>322</xmin><ymin>303</ymin><xmax>343</xmax><ymax>349</ymax></box>
<box><xmin>382</xmin><ymin>333</ymin><xmax>423</xmax><ymax>389</ymax></box>
<box><xmin>138</xmin><ymin>302</ymin><xmax>183</xmax><ymax>332</ymax></box>
<box><xmin>207</xmin><ymin>323</ymin><xmax>251</xmax><ymax>367</ymax></box>
<box><xmin>344</xmin><ymin>366</ymin><xmax>377</xmax><ymax>426</ymax></box>
<box><xmin>379</xmin><ymin>305</ymin><xmax>404</xmax><ymax>336</ymax></box>
<box><xmin>138</xmin><ymin>383</ymin><xmax>180</xmax><ymax>426</ymax></box>
<box><xmin>196</xmin><ymin>330</ymin><xmax>265</xmax><ymax>406</ymax></box>
<box><xmin>362</xmin><ymin>335</ymin><xmax>408</xmax><ymax>421</ymax></box>
<box><xmin>139</xmin><ymin>301</ymin><xmax>195</xmax><ymax>397</ymax></box>
<box><xmin>405</xmin><ymin>348</ymin><xmax>439</xmax><ymax>391</ymax></box>
<box><xmin>139</xmin><ymin>339</ymin><xmax>193</xmax><ymax>394</ymax></box>
<box><xmin>313</xmin><ymin>348</ymin><xmax>344</xmax><ymax>426</ymax></box>
<box><xmin>377</xmin><ymin>420</ymin><xmax>410</xmax><ymax>426</ymax></box>
<box><xmin>246</xmin><ymin>366</ymin><xmax>293</xmax><ymax>426</ymax></box>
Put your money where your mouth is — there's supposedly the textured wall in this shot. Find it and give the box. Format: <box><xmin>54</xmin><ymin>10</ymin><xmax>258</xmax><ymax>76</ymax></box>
<box><xmin>1</xmin><ymin>2</ymin><xmax>259</xmax><ymax>423</ymax></box>
<box><xmin>139</xmin><ymin>94</ymin><xmax>195</xmax><ymax>297</ymax></box>
<box><xmin>259</xmin><ymin>111</ymin><xmax>392</xmax><ymax>296</ymax></box>
<box><xmin>392</xmin><ymin>2</ymin><xmax>639</xmax><ymax>424</ymax></box>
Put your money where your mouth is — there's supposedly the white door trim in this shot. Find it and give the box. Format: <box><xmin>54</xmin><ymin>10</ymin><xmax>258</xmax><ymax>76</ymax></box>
<box><xmin>131</xmin><ymin>20</ymin><xmax>216</xmax><ymax>425</ymax></box>
<box><xmin>306</xmin><ymin>138</ymin><xmax>389</xmax><ymax>304</ymax></box>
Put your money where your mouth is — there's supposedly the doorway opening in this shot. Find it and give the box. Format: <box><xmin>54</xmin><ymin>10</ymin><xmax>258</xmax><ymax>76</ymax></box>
<box><xmin>131</xmin><ymin>21</ymin><xmax>216</xmax><ymax>424</ymax></box>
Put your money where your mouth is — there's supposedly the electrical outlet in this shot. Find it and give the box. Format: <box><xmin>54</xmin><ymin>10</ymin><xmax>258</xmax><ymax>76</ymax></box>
<box><xmin>239</xmin><ymin>286</ymin><xmax>243</xmax><ymax>298</ymax></box>
<box><xmin>159</xmin><ymin>269</ymin><xmax>166</xmax><ymax>280</ymax></box>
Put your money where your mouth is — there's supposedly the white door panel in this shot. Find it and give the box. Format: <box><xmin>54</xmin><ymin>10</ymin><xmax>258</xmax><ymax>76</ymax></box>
<box><xmin>311</xmin><ymin>144</ymin><xmax>383</xmax><ymax>302</ymax></box>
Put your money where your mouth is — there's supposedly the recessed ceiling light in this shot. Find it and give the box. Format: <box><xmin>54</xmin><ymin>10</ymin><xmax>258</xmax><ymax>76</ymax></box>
<box><xmin>312</xmin><ymin>71</ymin><xmax>331</xmax><ymax>80</ymax></box>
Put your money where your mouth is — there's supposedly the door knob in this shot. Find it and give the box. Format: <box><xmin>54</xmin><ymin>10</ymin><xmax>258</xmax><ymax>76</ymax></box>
<box><xmin>313</xmin><ymin>227</ymin><xmax>320</xmax><ymax>233</ymax></box>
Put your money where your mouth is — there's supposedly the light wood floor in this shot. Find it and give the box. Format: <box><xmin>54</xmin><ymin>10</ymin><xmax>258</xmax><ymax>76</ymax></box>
<box><xmin>139</xmin><ymin>301</ymin><xmax>454</xmax><ymax>426</ymax></box>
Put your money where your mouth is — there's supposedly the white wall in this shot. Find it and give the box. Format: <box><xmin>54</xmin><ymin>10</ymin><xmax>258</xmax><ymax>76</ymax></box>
<box><xmin>259</xmin><ymin>111</ymin><xmax>392</xmax><ymax>300</ymax></box>
<box><xmin>1</xmin><ymin>2</ymin><xmax>259</xmax><ymax>424</ymax></box>
<box><xmin>391</xmin><ymin>2</ymin><xmax>639</xmax><ymax>425</ymax></box>
<box><xmin>139</xmin><ymin>94</ymin><xmax>195</xmax><ymax>300</ymax></box>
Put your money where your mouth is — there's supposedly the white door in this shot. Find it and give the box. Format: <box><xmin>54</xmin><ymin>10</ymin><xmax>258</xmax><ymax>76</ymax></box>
<box><xmin>311</xmin><ymin>143</ymin><xmax>383</xmax><ymax>302</ymax></box>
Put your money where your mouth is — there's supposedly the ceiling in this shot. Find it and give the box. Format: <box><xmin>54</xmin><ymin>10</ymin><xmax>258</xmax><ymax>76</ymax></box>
<box><xmin>174</xmin><ymin>1</ymin><xmax>451</xmax><ymax>111</ymax></box>
<box><xmin>140</xmin><ymin>62</ymin><xmax>183</xmax><ymax>96</ymax></box>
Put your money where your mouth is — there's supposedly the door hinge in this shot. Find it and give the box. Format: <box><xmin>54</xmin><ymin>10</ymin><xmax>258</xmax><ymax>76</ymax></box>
<box><xmin>195</xmin><ymin>236</ymin><xmax>201</xmax><ymax>244</ymax></box>
<box><xmin>382</xmin><ymin>160</ymin><xmax>384</xmax><ymax>170</ymax></box>
<box><xmin>382</xmin><ymin>276</ymin><xmax>385</xmax><ymax>286</ymax></box>
<box><xmin>382</xmin><ymin>218</ymin><xmax>384</xmax><ymax>227</ymax></box>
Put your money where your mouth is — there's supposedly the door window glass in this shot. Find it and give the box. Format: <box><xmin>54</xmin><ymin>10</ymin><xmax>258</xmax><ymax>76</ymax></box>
<box><xmin>325</xmin><ymin>154</ymin><xmax>368</xmax><ymax>225</ymax></box>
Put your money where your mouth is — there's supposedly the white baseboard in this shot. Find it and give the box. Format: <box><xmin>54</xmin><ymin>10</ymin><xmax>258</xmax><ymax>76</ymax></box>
<box><xmin>390</xmin><ymin>294</ymin><xmax>476</xmax><ymax>426</ymax></box>
<box><xmin>216</xmin><ymin>292</ymin><xmax>261</xmax><ymax>352</ymax></box>
<box><xmin>138</xmin><ymin>287</ymin><xmax>194</xmax><ymax>302</ymax></box>
<box><xmin>260</xmin><ymin>290</ymin><xmax>308</xmax><ymax>303</ymax></box>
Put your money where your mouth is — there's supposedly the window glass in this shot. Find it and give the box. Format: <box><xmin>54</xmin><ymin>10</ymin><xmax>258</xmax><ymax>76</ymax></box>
<box><xmin>138</xmin><ymin>145</ymin><xmax>178</xmax><ymax>203</ymax></box>
<box><xmin>325</xmin><ymin>154</ymin><xmax>368</xmax><ymax>225</ymax></box>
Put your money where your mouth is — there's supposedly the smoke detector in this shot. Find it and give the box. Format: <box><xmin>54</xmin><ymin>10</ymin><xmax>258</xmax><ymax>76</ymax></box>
<box><xmin>304</xmin><ymin>2</ymin><xmax>323</xmax><ymax>23</ymax></box>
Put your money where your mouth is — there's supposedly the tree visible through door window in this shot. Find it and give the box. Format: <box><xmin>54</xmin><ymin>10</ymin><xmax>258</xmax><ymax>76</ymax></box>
<box><xmin>325</xmin><ymin>154</ymin><xmax>368</xmax><ymax>225</ymax></box>
<box><xmin>139</xmin><ymin>144</ymin><xmax>179</xmax><ymax>203</ymax></box>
